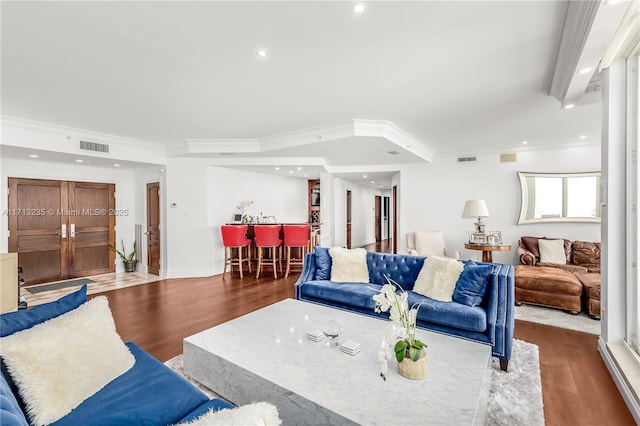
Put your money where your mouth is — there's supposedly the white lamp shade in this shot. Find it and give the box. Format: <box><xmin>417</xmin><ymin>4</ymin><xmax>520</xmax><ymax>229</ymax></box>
<box><xmin>462</xmin><ymin>199</ymin><xmax>489</xmax><ymax>218</ymax></box>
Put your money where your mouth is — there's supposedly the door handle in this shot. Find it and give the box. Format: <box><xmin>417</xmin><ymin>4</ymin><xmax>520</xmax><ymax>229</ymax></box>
<box><xmin>61</xmin><ymin>224</ymin><xmax>67</xmax><ymax>239</ymax></box>
<box><xmin>70</xmin><ymin>224</ymin><xmax>75</xmax><ymax>238</ymax></box>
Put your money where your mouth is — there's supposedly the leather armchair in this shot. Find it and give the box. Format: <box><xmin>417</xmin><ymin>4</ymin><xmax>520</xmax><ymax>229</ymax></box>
<box><xmin>406</xmin><ymin>231</ymin><xmax>460</xmax><ymax>260</ymax></box>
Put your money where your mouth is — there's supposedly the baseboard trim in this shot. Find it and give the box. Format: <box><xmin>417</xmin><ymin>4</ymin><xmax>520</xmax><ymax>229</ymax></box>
<box><xmin>599</xmin><ymin>338</ymin><xmax>640</xmax><ymax>423</ymax></box>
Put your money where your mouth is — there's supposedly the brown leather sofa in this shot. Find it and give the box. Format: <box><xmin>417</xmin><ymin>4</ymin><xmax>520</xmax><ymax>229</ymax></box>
<box><xmin>515</xmin><ymin>236</ymin><xmax>601</xmax><ymax>318</ymax></box>
<box><xmin>517</xmin><ymin>236</ymin><xmax>600</xmax><ymax>273</ymax></box>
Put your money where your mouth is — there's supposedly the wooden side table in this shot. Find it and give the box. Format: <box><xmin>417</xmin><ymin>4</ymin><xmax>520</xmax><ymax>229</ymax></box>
<box><xmin>464</xmin><ymin>243</ymin><xmax>512</xmax><ymax>262</ymax></box>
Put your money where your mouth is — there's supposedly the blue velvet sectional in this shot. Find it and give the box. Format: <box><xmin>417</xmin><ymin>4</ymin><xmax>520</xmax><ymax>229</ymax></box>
<box><xmin>0</xmin><ymin>286</ymin><xmax>234</xmax><ymax>426</ymax></box>
<box><xmin>295</xmin><ymin>249</ymin><xmax>515</xmax><ymax>371</ymax></box>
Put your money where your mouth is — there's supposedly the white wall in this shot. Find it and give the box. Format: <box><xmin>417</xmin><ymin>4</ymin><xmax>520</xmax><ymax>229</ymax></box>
<box><xmin>0</xmin><ymin>157</ymin><xmax>140</xmax><ymax>272</ymax></box>
<box><xmin>399</xmin><ymin>145</ymin><xmax>601</xmax><ymax>264</ymax></box>
<box><xmin>164</xmin><ymin>160</ymin><xmax>308</xmax><ymax>278</ymax></box>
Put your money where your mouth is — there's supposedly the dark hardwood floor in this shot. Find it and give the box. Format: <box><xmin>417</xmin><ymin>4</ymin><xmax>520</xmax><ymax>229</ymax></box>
<box><xmin>94</xmin><ymin>239</ymin><xmax>635</xmax><ymax>426</ymax></box>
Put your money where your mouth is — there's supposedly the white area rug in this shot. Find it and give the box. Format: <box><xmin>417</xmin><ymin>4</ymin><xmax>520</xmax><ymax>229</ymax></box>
<box><xmin>166</xmin><ymin>339</ymin><xmax>543</xmax><ymax>426</ymax></box>
<box><xmin>515</xmin><ymin>304</ymin><xmax>600</xmax><ymax>335</ymax></box>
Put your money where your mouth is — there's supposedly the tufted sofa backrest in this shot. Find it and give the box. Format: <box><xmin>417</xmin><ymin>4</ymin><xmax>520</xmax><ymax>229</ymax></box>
<box><xmin>367</xmin><ymin>252</ymin><xmax>425</xmax><ymax>291</ymax></box>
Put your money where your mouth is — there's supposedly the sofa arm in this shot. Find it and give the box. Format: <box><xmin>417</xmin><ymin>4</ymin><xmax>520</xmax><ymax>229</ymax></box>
<box><xmin>294</xmin><ymin>253</ymin><xmax>317</xmax><ymax>300</ymax></box>
<box><xmin>517</xmin><ymin>246</ymin><xmax>536</xmax><ymax>265</ymax></box>
<box><xmin>444</xmin><ymin>248</ymin><xmax>460</xmax><ymax>260</ymax></box>
<box><xmin>408</xmin><ymin>248</ymin><xmax>418</xmax><ymax>256</ymax></box>
<box><xmin>484</xmin><ymin>263</ymin><xmax>514</xmax><ymax>371</ymax></box>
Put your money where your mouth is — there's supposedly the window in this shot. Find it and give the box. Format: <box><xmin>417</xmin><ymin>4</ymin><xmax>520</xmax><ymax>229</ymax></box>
<box><xmin>627</xmin><ymin>51</ymin><xmax>639</xmax><ymax>355</ymax></box>
<box><xmin>517</xmin><ymin>172</ymin><xmax>601</xmax><ymax>224</ymax></box>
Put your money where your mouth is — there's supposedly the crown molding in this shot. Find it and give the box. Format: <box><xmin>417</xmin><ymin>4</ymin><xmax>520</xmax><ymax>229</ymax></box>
<box><xmin>1</xmin><ymin>116</ymin><xmax>166</xmax><ymax>152</ymax></box>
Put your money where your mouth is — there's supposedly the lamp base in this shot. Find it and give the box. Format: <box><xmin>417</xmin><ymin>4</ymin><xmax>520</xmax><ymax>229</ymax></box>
<box><xmin>474</xmin><ymin>218</ymin><xmax>486</xmax><ymax>234</ymax></box>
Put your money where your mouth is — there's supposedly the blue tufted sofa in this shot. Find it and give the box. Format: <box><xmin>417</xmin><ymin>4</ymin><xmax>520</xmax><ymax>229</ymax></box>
<box><xmin>0</xmin><ymin>285</ymin><xmax>235</xmax><ymax>426</ymax></box>
<box><xmin>295</xmin><ymin>249</ymin><xmax>515</xmax><ymax>371</ymax></box>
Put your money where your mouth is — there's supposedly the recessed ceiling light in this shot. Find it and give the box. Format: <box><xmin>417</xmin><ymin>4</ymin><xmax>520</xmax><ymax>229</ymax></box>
<box><xmin>75</xmin><ymin>159</ymin><xmax>84</xmax><ymax>163</ymax></box>
<box><xmin>578</xmin><ymin>67</ymin><xmax>592</xmax><ymax>75</ymax></box>
<box><xmin>275</xmin><ymin>167</ymin><xmax>280</xmax><ymax>170</ymax></box>
<box><xmin>256</xmin><ymin>49</ymin><xmax>268</xmax><ymax>57</ymax></box>
<box><xmin>371</xmin><ymin>180</ymin><xmax>375</xmax><ymax>184</ymax></box>
<box><xmin>522</xmin><ymin>141</ymin><xmax>528</xmax><ymax>145</ymax></box>
<box><xmin>29</xmin><ymin>154</ymin><xmax>39</xmax><ymax>158</ymax></box>
<box><xmin>580</xmin><ymin>135</ymin><xmax>587</xmax><ymax>139</ymax></box>
<box><xmin>564</xmin><ymin>104</ymin><xmax>575</xmax><ymax>109</ymax></box>
<box><xmin>297</xmin><ymin>166</ymin><xmax>302</xmax><ymax>170</ymax></box>
<box><xmin>352</xmin><ymin>3</ymin><xmax>367</xmax><ymax>14</ymax></box>
<box><xmin>363</xmin><ymin>175</ymin><xmax>368</xmax><ymax>178</ymax></box>
<box><xmin>113</xmin><ymin>163</ymin><xmax>121</xmax><ymax>167</ymax></box>
<box><xmin>289</xmin><ymin>170</ymin><xmax>293</xmax><ymax>174</ymax></box>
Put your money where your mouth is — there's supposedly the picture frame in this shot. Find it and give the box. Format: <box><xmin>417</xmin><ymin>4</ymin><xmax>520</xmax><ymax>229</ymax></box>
<box><xmin>231</xmin><ymin>213</ymin><xmax>243</xmax><ymax>224</ymax></box>
<box><xmin>488</xmin><ymin>231</ymin><xmax>503</xmax><ymax>244</ymax></box>
<box><xmin>469</xmin><ymin>232</ymin><xmax>486</xmax><ymax>244</ymax></box>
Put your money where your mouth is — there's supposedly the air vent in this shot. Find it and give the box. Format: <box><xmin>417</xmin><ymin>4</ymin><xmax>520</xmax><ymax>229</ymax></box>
<box><xmin>80</xmin><ymin>141</ymin><xmax>109</xmax><ymax>153</ymax></box>
<box><xmin>457</xmin><ymin>156</ymin><xmax>477</xmax><ymax>163</ymax></box>
<box><xmin>387</xmin><ymin>151</ymin><xmax>400</xmax><ymax>155</ymax></box>
<box><xmin>500</xmin><ymin>153</ymin><xmax>517</xmax><ymax>163</ymax></box>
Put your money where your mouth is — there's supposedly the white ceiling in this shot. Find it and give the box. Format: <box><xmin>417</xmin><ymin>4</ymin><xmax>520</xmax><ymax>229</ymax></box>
<box><xmin>0</xmin><ymin>1</ymin><xmax>627</xmax><ymax>187</ymax></box>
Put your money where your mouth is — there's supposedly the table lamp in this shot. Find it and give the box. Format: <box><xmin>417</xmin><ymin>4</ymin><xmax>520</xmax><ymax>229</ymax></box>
<box><xmin>462</xmin><ymin>199</ymin><xmax>489</xmax><ymax>234</ymax></box>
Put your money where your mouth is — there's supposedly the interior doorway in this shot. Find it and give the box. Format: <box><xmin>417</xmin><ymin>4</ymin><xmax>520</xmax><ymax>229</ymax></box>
<box><xmin>374</xmin><ymin>196</ymin><xmax>382</xmax><ymax>242</ymax></box>
<box><xmin>346</xmin><ymin>190</ymin><xmax>352</xmax><ymax>248</ymax></box>
<box><xmin>383</xmin><ymin>196</ymin><xmax>390</xmax><ymax>240</ymax></box>
<box><xmin>8</xmin><ymin>178</ymin><xmax>115</xmax><ymax>285</ymax></box>
<box><xmin>393</xmin><ymin>185</ymin><xmax>398</xmax><ymax>254</ymax></box>
<box><xmin>146</xmin><ymin>182</ymin><xmax>160</xmax><ymax>276</ymax></box>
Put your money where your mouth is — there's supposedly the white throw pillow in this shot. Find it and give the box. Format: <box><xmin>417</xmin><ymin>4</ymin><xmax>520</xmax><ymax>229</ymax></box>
<box><xmin>328</xmin><ymin>247</ymin><xmax>369</xmax><ymax>283</ymax></box>
<box><xmin>538</xmin><ymin>239</ymin><xmax>567</xmax><ymax>264</ymax></box>
<box><xmin>179</xmin><ymin>402</ymin><xmax>282</xmax><ymax>425</ymax></box>
<box><xmin>413</xmin><ymin>256</ymin><xmax>464</xmax><ymax>302</ymax></box>
<box><xmin>0</xmin><ymin>296</ymin><xmax>134</xmax><ymax>426</ymax></box>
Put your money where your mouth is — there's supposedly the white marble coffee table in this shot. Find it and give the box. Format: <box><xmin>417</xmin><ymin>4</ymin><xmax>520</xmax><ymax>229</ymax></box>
<box><xmin>183</xmin><ymin>299</ymin><xmax>492</xmax><ymax>425</ymax></box>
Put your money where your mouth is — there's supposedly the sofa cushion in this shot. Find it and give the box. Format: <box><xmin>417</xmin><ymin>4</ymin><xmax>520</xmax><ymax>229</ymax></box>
<box><xmin>51</xmin><ymin>343</ymin><xmax>211</xmax><ymax>426</ymax></box>
<box><xmin>539</xmin><ymin>239</ymin><xmax>567</xmax><ymax>264</ymax></box>
<box><xmin>314</xmin><ymin>247</ymin><xmax>332</xmax><ymax>280</ymax></box>
<box><xmin>367</xmin><ymin>252</ymin><xmax>424</xmax><ymax>291</ymax></box>
<box><xmin>0</xmin><ymin>284</ymin><xmax>87</xmax><ymax>337</ymax></box>
<box><xmin>452</xmin><ymin>264</ymin><xmax>494</xmax><ymax>307</ymax></box>
<box><xmin>1</xmin><ymin>297</ymin><xmax>134</xmax><ymax>426</ymax></box>
<box><xmin>413</xmin><ymin>256</ymin><xmax>463</xmax><ymax>302</ymax></box>
<box><xmin>299</xmin><ymin>280</ymin><xmax>382</xmax><ymax>311</ymax></box>
<box><xmin>572</xmin><ymin>241</ymin><xmax>601</xmax><ymax>267</ymax></box>
<box><xmin>407</xmin><ymin>292</ymin><xmax>487</xmax><ymax>332</ymax></box>
<box><xmin>0</xmin><ymin>373</ymin><xmax>28</xmax><ymax>426</ymax></box>
<box><xmin>329</xmin><ymin>247</ymin><xmax>369</xmax><ymax>283</ymax></box>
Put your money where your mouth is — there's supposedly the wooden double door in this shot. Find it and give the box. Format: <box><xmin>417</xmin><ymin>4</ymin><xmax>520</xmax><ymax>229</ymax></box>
<box><xmin>8</xmin><ymin>178</ymin><xmax>116</xmax><ymax>286</ymax></box>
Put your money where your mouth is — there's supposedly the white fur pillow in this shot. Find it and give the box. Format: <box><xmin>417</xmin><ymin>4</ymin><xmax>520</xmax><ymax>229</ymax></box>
<box><xmin>328</xmin><ymin>247</ymin><xmax>369</xmax><ymax>283</ymax></box>
<box><xmin>413</xmin><ymin>256</ymin><xmax>464</xmax><ymax>302</ymax></box>
<box><xmin>179</xmin><ymin>402</ymin><xmax>281</xmax><ymax>425</ymax></box>
<box><xmin>538</xmin><ymin>239</ymin><xmax>567</xmax><ymax>264</ymax></box>
<box><xmin>0</xmin><ymin>297</ymin><xmax>134</xmax><ymax>426</ymax></box>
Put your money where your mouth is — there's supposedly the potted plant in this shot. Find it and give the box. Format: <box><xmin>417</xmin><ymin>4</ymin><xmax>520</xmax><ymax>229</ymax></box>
<box><xmin>109</xmin><ymin>240</ymin><xmax>137</xmax><ymax>272</ymax></box>
<box><xmin>373</xmin><ymin>277</ymin><xmax>427</xmax><ymax>380</ymax></box>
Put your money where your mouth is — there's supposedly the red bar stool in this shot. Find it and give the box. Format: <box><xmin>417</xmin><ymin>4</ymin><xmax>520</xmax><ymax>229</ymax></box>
<box><xmin>283</xmin><ymin>224</ymin><xmax>311</xmax><ymax>278</ymax></box>
<box><xmin>254</xmin><ymin>224</ymin><xmax>283</xmax><ymax>278</ymax></box>
<box><xmin>220</xmin><ymin>225</ymin><xmax>252</xmax><ymax>278</ymax></box>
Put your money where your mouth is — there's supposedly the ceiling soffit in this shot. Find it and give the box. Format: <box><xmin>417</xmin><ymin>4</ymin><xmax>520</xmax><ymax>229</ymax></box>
<box><xmin>178</xmin><ymin>119</ymin><xmax>434</xmax><ymax>162</ymax></box>
<box><xmin>549</xmin><ymin>0</ymin><xmax>630</xmax><ymax>108</ymax></box>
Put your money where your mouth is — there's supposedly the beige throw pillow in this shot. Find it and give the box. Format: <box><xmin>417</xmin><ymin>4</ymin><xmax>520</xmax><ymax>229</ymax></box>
<box><xmin>538</xmin><ymin>239</ymin><xmax>567</xmax><ymax>264</ymax></box>
<box><xmin>413</xmin><ymin>256</ymin><xmax>464</xmax><ymax>302</ymax></box>
<box><xmin>0</xmin><ymin>296</ymin><xmax>135</xmax><ymax>426</ymax></box>
<box><xmin>328</xmin><ymin>247</ymin><xmax>369</xmax><ymax>283</ymax></box>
